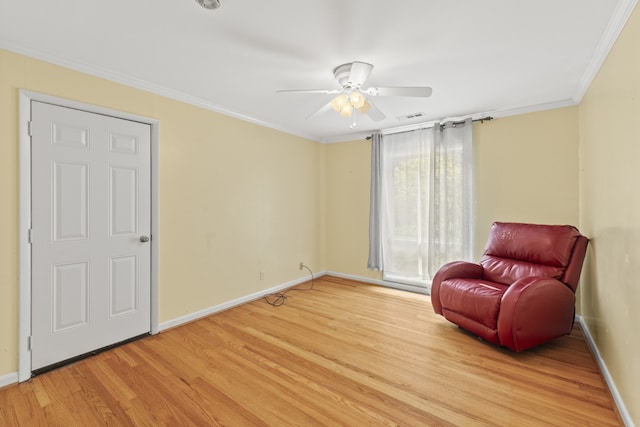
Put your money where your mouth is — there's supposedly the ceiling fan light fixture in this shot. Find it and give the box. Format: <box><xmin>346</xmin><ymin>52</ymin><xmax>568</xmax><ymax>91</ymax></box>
<box><xmin>340</xmin><ymin>103</ymin><xmax>354</xmax><ymax>117</ymax></box>
<box><xmin>357</xmin><ymin>100</ymin><xmax>371</xmax><ymax>114</ymax></box>
<box><xmin>332</xmin><ymin>90</ymin><xmax>369</xmax><ymax>118</ymax></box>
<box><xmin>196</xmin><ymin>0</ymin><xmax>222</xmax><ymax>9</ymax></box>
<box><xmin>349</xmin><ymin>91</ymin><xmax>366</xmax><ymax>109</ymax></box>
<box><xmin>331</xmin><ymin>94</ymin><xmax>349</xmax><ymax>112</ymax></box>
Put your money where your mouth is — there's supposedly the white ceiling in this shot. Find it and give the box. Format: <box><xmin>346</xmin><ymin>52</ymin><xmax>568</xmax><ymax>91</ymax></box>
<box><xmin>1</xmin><ymin>0</ymin><xmax>636</xmax><ymax>142</ymax></box>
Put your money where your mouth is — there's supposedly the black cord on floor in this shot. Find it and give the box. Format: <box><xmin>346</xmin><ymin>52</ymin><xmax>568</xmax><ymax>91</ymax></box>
<box><xmin>264</xmin><ymin>265</ymin><xmax>314</xmax><ymax>306</ymax></box>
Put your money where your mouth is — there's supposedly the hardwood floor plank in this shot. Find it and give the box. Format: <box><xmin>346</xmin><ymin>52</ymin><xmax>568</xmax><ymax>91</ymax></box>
<box><xmin>0</xmin><ymin>275</ymin><xmax>623</xmax><ymax>426</ymax></box>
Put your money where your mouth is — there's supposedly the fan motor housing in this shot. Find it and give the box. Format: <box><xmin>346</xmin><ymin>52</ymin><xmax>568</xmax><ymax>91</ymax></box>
<box><xmin>333</xmin><ymin>63</ymin><xmax>354</xmax><ymax>87</ymax></box>
<box><xmin>333</xmin><ymin>62</ymin><xmax>373</xmax><ymax>89</ymax></box>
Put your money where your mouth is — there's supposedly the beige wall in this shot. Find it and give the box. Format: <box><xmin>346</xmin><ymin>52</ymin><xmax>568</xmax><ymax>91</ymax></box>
<box><xmin>0</xmin><ymin>49</ymin><xmax>324</xmax><ymax>376</ymax></box>
<box><xmin>473</xmin><ymin>108</ymin><xmax>580</xmax><ymax>256</ymax></box>
<box><xmin>579</xmin><ymin>4</ymin><xmax>640</xmax><ymax>423</ymax></box>
<box><xmin>324</xmin><ymin>108</ymin><xmax>580</xmax><ymax>277</ymax></box>
<box><xmin>324</xmin><ymin>140</ymin><xmax>382</xmax><ymax>281</ymax></box>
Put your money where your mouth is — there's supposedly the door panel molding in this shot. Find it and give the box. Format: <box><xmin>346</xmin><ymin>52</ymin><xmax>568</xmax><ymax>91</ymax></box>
<box><xmin>19</xmin><ymin>90</ymin><xmax>160</xmax><ymax>382</ymax></box>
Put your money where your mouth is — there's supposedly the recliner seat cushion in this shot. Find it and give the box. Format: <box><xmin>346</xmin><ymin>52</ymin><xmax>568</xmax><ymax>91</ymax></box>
<box><xmin>439</xmin><ymin>278</ymin><xmax>509</xmax><ymax>330</ymax></box>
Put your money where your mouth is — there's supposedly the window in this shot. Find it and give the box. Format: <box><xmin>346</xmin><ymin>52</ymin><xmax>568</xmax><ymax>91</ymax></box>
<box><xmin>369</xmin><ymin>120</ymin><xmax>473</xmax><ymax>292</ymax></box>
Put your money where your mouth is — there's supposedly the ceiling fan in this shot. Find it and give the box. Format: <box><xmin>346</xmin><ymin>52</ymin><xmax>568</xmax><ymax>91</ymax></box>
<box><xmin>277</xmin><ymin>61</ymin><xmax>432</xmax><ymax>124</ymax></box>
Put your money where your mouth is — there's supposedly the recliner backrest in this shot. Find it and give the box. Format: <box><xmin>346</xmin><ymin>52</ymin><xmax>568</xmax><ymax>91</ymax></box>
<box><xmin>479</xmin><ymin>222</ymin><xmax>584</xmax><ymax>289</ymax></box>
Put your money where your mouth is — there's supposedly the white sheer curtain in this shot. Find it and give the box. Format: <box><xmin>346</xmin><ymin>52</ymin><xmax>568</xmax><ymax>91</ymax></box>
<box><xmin>374</xmin><ymin>119</ymin><xmax>474</xmax><ymax>290</ymax></box>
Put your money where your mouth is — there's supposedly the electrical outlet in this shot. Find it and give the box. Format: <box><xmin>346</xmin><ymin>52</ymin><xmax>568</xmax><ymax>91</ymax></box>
<box><xmin>260</xmin><ymin>271</ymin><xmax>265</xmax><ymax>280</ymax></box>
<box><xmin>299</xmin><ymin>262</ymin><xmax>304</xmax><ymax>270</ymax></box>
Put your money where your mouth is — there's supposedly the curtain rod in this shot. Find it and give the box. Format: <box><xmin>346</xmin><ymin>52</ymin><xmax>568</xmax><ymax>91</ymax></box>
<box><xmin>365</xmin><ymin>116</ymin><xmax>493</xmax><ymax>140</ymax></box>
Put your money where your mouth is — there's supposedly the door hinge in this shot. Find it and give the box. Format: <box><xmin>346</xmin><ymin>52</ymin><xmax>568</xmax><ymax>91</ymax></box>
<box><xmin>27</xmin><ymin>336</ymin><xmax>32</xmax><ymax>351</ymax></box>
<box><xmin>27</xmin><ymin>121</ymin><xmax>33</xmax><ymax>137</ymax></box>
<box><xmin>28</xmin><ymin>228</ymin><xmax>33</xmax><ymax>244</ymax></box>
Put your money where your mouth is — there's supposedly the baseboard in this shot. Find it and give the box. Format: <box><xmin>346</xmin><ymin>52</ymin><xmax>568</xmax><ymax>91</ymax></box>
<box><xmin>158</xmin><ymin>270</ymin><xmax>426</xmax><ymax>333</ymax></box>
<box><xmin>0</xmin><ymin>372</ymin><xmax>18</xmax><ymax>389</ymax></box>
<box><xmin>159</xmin><ymin>272</ymin><xmax>322</xmax><ymax>331</ymax></box>
<box><xmin>325</xmin><ymin>270</ymin><xmax>429</xmax><ymax>294</ymax></box>
<box><xmin>576</xmin><ymin>315</ymin><xmax>633</xmax><ymax>426</ymax></box>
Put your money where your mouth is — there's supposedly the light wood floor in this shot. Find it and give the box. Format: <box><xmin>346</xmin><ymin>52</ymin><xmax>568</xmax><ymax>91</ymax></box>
<box><xmin>0</xmin><ymin>275</ymin><xmax>622</xmax><ymax>426</ymax></box>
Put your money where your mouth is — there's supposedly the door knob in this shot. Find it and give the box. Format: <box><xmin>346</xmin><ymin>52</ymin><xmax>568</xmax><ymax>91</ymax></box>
<box><xmin>139</xmin><ymin>235</ymin><xmax>150</xmax><ymax>243</ymax></box>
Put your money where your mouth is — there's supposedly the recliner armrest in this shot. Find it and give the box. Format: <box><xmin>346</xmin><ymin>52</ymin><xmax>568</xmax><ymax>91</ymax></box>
<box><xmin>430</xmin><ymin>261</ymin><xmax>483</xmax><ymax>314</ymax></box>
<box><xmin>497</xmin><ymin>277</ymin><xmax>576</xmax><ymax>351</ymax></box>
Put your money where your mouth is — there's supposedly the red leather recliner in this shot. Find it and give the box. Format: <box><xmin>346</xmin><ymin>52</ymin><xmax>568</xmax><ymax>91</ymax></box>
<box><xmin>430</xmin><ymin>222</ymin><xmax>589</xmax><ymax>351</ymax></box>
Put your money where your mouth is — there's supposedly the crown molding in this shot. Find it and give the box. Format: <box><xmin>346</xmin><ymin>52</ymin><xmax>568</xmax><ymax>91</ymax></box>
<box><xmin>0</xmin><ymin>42</ymin><xmax>321</xmax><ymax>143</ymax></box>
<box><xmin>322</xmin><ymin>98</ymin><xmax>579</xmax><ymax>144</ymax></box>
<box><xmin>487</xmin><ymin>99</ymin><xmax>578</xmax><ymax>119</ymax></box>
<box><xmin>574</xmin><ymin>0</ymin><xmax>638</xmax><ymax>103</ymax></box>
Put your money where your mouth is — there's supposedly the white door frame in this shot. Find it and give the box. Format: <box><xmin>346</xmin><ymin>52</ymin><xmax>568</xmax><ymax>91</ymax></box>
<box><xmin>18</xmin><ymin>90</ymin><xmax>160</xmax><ymax>382</ymax></box>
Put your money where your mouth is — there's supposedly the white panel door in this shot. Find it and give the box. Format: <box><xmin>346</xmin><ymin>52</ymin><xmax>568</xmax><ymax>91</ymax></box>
<box><xmin>31</xmin><ymin>101</ymin><xmax>151</xmax><ymax>371</ymax></box>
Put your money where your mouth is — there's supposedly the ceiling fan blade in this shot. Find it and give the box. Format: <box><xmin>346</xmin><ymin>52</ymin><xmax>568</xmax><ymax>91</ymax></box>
<box><xmin>306</xmin><ymin>100</ymin><xmax>334</xmax><ymax>119</ymax></box>
<box><xmin>363</xmin><ymin>86</ymin><xmax>433</xmax><ymax>98</ymax></box>
<box><xmin>348</xmin><ymin>61</ymin><xmax>374</xmax><ymax>86</ymax></box>
<box><xmin>360</xmin><ymin>99</ymin><xmax>386</xmax><ymax>122</ymax></box>
<box><xmin>276</xmin><ymin>89</ymin><xmax>343</xmax><ymax>95</ymax></box>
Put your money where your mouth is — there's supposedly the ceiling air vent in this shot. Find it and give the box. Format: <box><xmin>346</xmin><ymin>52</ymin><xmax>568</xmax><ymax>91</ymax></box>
<box><xmin>397</xmin><ymin>112</ymin><xmax>424</xmax><ymax>121</ymax></box>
